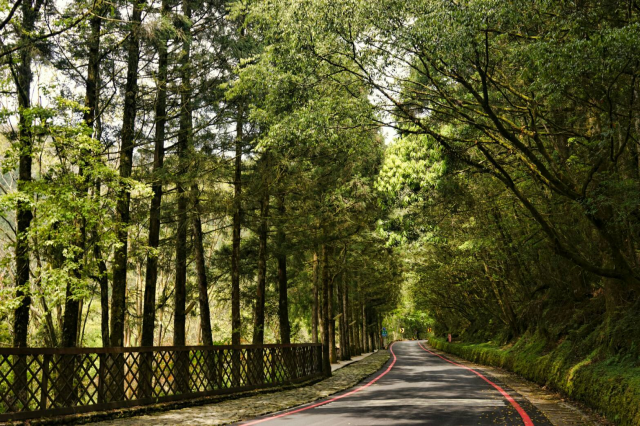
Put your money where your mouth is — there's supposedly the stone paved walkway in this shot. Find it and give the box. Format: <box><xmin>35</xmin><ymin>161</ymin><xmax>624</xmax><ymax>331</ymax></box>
<box><xmin>331</xmin><ymin>351</ymin><xmax>375</xmax><ymax>372</ymax></box>
<box><xmin>90</xmin><ymin>351</ymin><xmax>391</xmax><ymax>426</ymax></box>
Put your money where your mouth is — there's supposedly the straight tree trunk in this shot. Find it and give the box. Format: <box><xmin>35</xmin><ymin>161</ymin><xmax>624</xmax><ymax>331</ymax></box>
<box><xmin>141</xmin><ymin>0</ymin><xmax>169</xmax><ymax>349</ymax></box>
<box><xmin>61</xmin><ymin>0</ymin><xmax>104</xmax><ymax>351</ymax></box>
<box><xmin>252</xmin><ymin>186</ymin><xmax>269</xmax><ymax>345</ymax></box>
<box><xmin>341</xmin><ymin>272</ymin><xmax>350</xmax><ymax>360</ymax></box>
<box><xmin>229</xmin><ymin>100</ymin><xmax>244</xmax><ymax>387</ymax></box>
<box><xmin>174</xmin><ymin>0</ymin><xmax>192</xmax><ymax>348</ymax></box>
<box><xmin>311</xmin><ymin>251</ymin><xmax>319</xmax><ymax>343</ymax></box>
<box><xmin>231</xmin><ymin>105</ymin><xmax>243</xmax><ymax>346</ymax></box>
<box><xmin>13</xmin><ymin>0</ymin><xmax>39</xmax><ymax>353</ymax></box>
<box><xmin>192</xmin><ymin>185</ymin><xmax>214</xmax><ymax>346</ymax></box>
<box><xmin>138</xmin><ymin>17</ymin><xmax>173</xmax><ymax>393</ymax></box>
<box><xmin>111</xmin><ymin>0</ymin><xmax>144</xmax><ymax>348</ymax></box>
<box><xmin>250</xmin><ymin>182</ymin><xmax>269</xmax><ymax>386</ymax></box>
<box><xmin>351</xmin><ymin>318</ymin><xmax>358</xmax><ymax>356</ymax></box>
<box><xmin>276</xmin><ymin>198</ymin><xmax>290</xmax><ymax>344</ymax></box>
<box><xmin>94</xmin><ymin>224</ymin><xmax>110</xmax><ymax>347</ymax></box>
<box><xmin>328</xmin><ymin>275</ymin><xmax>336</xmax><ymax>363</ymax></box>
<box><xmin>83</xmin><ymin>10</ymin><xmax>101</xmax><ymax>131</ymax></box>
<box><xmin>362</xmin><ymin>303</ymin><xmax>368</xmax><ymax>352</ymax></box>
<box><xmin>336</xmin><ymin>275</ymin><xmax>344</xmax><ymax>360</ymax></box>
<box><xmin>321</xmin><ymin>244</ymin><xmax>331</xmax><ymax>376</ymax></box>
<box><xmin>60</xmin><ymin>280</ymin><xmax>80</xmax><ymax>405</ymax></box>
<box><xmin>351</xmin><ymin>309</ymin><xmax>362</xmax><ymax>355</ymax></box>
<box><xmin>61</xmin><ymin>286</ymin><xmax>80</xmax><ymax>347</ymax></box>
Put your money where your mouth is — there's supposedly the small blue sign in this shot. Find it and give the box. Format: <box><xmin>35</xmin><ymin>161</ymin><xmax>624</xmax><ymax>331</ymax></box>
<box><xmin>381</xmin><ymin>327</ymin><xmax>387</xmax><ymax>337</ymax></box>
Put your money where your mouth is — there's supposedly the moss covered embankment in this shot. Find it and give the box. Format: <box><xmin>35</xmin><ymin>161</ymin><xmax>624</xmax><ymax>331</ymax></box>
<box><xmin>430</xmin><ymin>336</ymin><xmax>640</xmax><ymax>425</ymax></box>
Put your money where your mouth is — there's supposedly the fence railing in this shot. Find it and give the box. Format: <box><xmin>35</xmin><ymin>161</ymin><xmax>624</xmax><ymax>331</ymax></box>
<box><xmin>0</xmin><ymin>343</ymin><xmax>323</xmax><ymax>421</ymax></box>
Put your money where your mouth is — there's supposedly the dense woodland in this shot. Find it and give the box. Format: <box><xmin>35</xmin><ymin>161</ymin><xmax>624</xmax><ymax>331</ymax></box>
<box><xmin>1</xmin><ymin>0</ymin><xmax>639</xmax><ymax>368</ymax></box>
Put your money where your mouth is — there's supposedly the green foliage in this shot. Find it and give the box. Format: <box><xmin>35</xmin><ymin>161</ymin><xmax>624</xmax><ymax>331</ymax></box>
<box><xmin>0</xmin><ymin>97</ymin><xmax>135</xmax><ymax>344</ymax></box>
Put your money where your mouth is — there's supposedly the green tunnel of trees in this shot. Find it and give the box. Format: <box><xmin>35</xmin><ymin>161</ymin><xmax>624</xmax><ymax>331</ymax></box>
<box><xmin>1</xmin><ymin>0</ymin><xmax>639</xmax><ymax>376</ymax></box>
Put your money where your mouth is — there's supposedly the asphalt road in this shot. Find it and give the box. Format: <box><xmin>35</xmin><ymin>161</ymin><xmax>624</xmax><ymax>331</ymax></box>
<box><xmin>239</xmin><ymin>341</ymin><xmax>552</xmax><ymax>426</ymax></box>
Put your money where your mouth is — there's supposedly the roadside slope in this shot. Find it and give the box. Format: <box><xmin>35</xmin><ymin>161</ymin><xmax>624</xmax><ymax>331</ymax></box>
<box><xmin>430</xmin><ymin>337</ymin><xmax>640</xmax><ymax>425</ymax></box>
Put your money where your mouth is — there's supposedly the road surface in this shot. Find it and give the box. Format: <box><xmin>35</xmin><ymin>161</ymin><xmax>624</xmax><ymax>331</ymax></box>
<box><xmin>239</xmin><ymin>341</ymin><xmax>552</xmax><ymax>425</ymax></box>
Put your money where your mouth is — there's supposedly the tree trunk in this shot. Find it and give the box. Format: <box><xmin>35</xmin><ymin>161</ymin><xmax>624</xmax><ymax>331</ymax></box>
<box><xmin>93</xmin><ymin>223</ymin><xmax>109</xmax><ymax>347</ymax></box>
<box><xmin>174</xmin><ymin>0</ymin><xmax>192</xmax><ymax>349</ymax></box>
<box><xmin>231</xmin><ymin>105</ymin><xmax>243</xmax><ymax>346</ymax></box>
<box><xmin>336</xmin><ymin>275</ymin><xmax>344</xmax><ymax>360</ymax></box>
<box><xmin>328</xmin><ymin>275</ymin><xmax>336</xmax><ymax>363</ymax></box>
<box><xmin>362</xmin><ymin>303</ymin><xmax>368</xmax><ymax>352</ymax></box>
<box><xmin>321</xmin><ymin>245</ymin><xmax>331</xmax><ymax>376</ymax></box>
<box><xmin>192</xmin><ymin>185</ymin><xmax>213</xmax><ymax>346</ymax></box>
<box><xmin>276</xmin><ymin>198</ymin><xmax>290</xmax><ymax>344</ymax></box>
<box><xmin>111</xmin><ymin>0</ymin><xmax>144</xmax><ymax>348</ymax></box>
<box><xmin>354</xmin><ymin>308</ymin><xmax>361</xmax><ymax>356</ymax></box>
<box><xmin>341</xmin><ymin>272</ymin><xmax>350</xmax><ymax>360</ymax></box>
<box><xmin>311</xmin><ymin>250</ymin><xmax>319</xmax><ymax>344</ymax></box>
<box><xmin>13</xmin><ymin>0</ymin><xmax>39</xmax><ymax>353</ymax></box>
<box><xmin>252</xmin><ymin>186</ymin><xmax>269</xmax><ymax>345</ymax></box>
<box><xmin>83</xmin><ymin>9</ymin><xmax>101</xmax><ymax>131</ymax></box>
<box><xmin>61</xmin><ymin>286</ymin><xmax>80</xmax><ymax>347</ymax></box>
<box><xmin>61</xmin><ymin>1</ymin><xmax>104</xmax><ymax>352</ymax></box>
<box><xmin>141</xmin><ymin>0</ymin><xmax>169</xmax><ymax>349</ymax></box>
<box><xmin>84</xmin><ymin>11</ymin><xmax>109</xmax><ymax>346</ymax></box>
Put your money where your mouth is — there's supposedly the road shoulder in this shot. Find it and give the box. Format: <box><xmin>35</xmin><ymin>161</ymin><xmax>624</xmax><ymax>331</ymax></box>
<box><xmin>424</xmin><ymin>342</ymin><xmax>606</xmax><ymax>426</ymax></box>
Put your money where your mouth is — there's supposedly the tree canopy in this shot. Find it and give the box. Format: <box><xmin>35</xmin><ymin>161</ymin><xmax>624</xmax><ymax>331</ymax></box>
<box><xmin>0</xmin><ymin>0</ymin><xmax>639</xmax><ymax>370</ymax></box>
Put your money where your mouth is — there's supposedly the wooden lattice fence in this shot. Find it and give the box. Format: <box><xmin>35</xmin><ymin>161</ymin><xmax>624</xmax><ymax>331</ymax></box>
<box><xmin>0</xmin><ymin>343</ymin><xmax>323</xmax><ymax>421</ymax></box>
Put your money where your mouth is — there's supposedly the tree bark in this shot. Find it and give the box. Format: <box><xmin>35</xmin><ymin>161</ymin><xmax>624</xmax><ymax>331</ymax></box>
<box><xmin>94</xmin><ymin>225</ymin><xmax>110</xmax><ymax>347</ymax></box>
<box><xmin>141</xmin><ymin>0</ymin><xmax>169</xmax><ymax>349</ymax></box>
<box><xmin>61</xmin><ymin>0</ymin><xmax>105</xmax><ymax>351</ymax></box>
<box><xmin>336</xmin><ymin>274</ymin><xmax>344</xmax><ymax>360</ymax></box>
<box><xmin>192</xmin><ymin>186</ymin><xmax>214</xmax><ymax>346</ymax></box>
<box><xmin>252</xmin><ymin>185</ymin><xmax>269</xmax><ymax>345</ymax></box>
<box><xmin>174</xmin><ymin>0</ymin><xmax>192</xmax><ymax>348</ymax></box>
<box><xmin>321</xmin><ymin>244</ymin><xmax>331</xmax><ymax>376</ymax></box>
<box><xmin>276</xmin><ymin>198</ymin><xmax>290</xmax><ymax>344</ymax></box>
<box><xmin>12</xmin><ymin>0</ymin><xmax>39</xmax><ymax>352</ymax></box>
<box><xmin>328</xmin><ymin>274</ymin><xmax>336</xmax><ymax>363</ymax></box>
<box><xmin>83</xmin><ymin>9</ymin><xmax>109</xmax><ymax>348</ymax></box>
<box><xmin>354</xmin><ymin>303</ymin><xmax>361</xmax><ymax>356</ymax></box>
<box><xmin>362</xmin><ymin>303</ymin><xmax>368</xmax><ymax>352</ymax></box>
<box><xmin>341</xmin><ymin>272</ymin><xmax>350</xmax><ymax>360</ymax></box>
<box><xmin>231</xmin><ymin>105</ymin><xmax>243</xmax><ymax>346</ymax></box>
<box><xmin>61</xmin><ymin>286</ymin><xmax>80</xmax><ymax>347</ymax></box>
<box><xmin>311</xmin><ymin>250</ymin><xmax>319</xmax><ymax>344</ymax></box>
<box><xmin>111</xmin><ymin>0</ymin><xmax>144</xmax><ymax>348</ymax></box>
<box><xmin>83</xmin><ymin>8</ymin><xmax>101</xmax><ymax>131</ymax></box>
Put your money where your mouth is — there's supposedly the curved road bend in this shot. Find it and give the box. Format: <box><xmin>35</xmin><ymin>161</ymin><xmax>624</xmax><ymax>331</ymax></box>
<box><xmin>239</xmin><ymin>341</ymin><xmax>552</xmax><ymax>426</ymax></box>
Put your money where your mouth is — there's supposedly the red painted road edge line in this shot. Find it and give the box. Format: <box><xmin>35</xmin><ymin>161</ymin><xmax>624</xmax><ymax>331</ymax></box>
<box><xmin>241</xmin><ymin>343</ymin><xmax>398</xmax><ymax>425</ymax></box>
<box><xmin>418</xmin><ymin>342</ymin><xmax>534</xmax><ymax>426</ymax></box>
